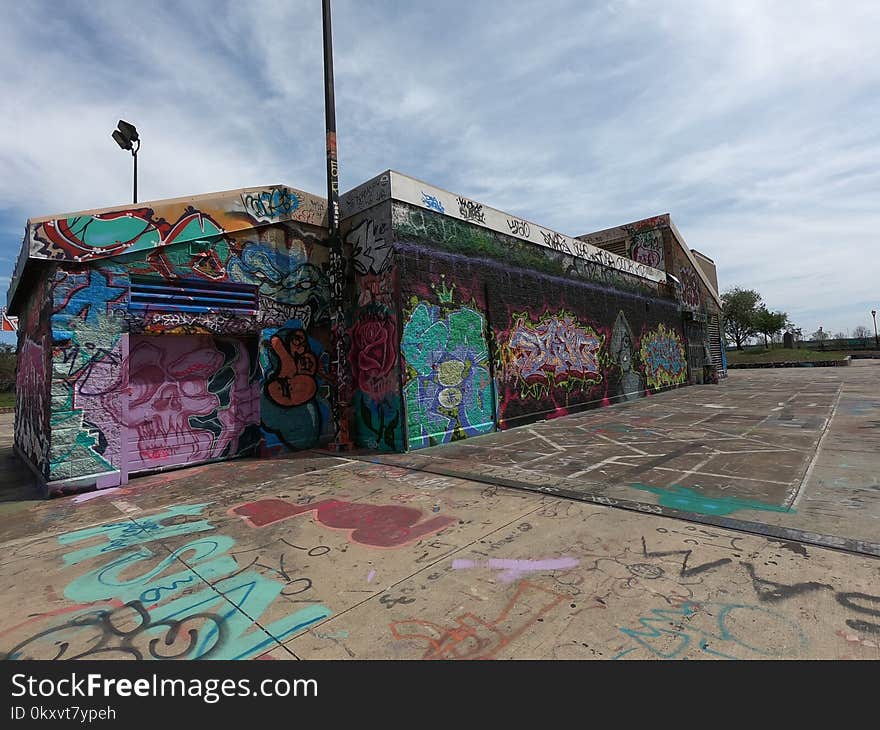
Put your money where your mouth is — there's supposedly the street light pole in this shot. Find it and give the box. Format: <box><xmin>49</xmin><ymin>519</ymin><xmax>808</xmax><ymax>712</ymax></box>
<box><xmin>322</xmin><ymin>0</ymin><xmax>353</xmax><ymax>451</ymax></box>
<box><xmin>872</xmin><ymin>309</ymin><xmax>878</xmax><ymax>350</ymax></box>
<box><xmin>132</xmin><ymin>138</ymin><xmax>140</xmax><ymax>204</ymax></box>
<box><xmin>112</xmin><ymin>120</ymin><xmax>140</xmax><ymax>204</ymax></box>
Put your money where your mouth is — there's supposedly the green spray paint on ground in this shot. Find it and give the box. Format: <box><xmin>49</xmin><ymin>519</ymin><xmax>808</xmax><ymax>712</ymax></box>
<box><xmin>630</xmin><ymin>484</ymin><xmax>792</xmax><ymax>517</ymax></box>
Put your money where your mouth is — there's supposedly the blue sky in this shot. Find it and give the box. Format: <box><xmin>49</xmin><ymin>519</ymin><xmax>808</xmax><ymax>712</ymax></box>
<box><xmin>2</xmin><ymin>0</ymin><xmax>879</xmax><ymax>346</ymax></box>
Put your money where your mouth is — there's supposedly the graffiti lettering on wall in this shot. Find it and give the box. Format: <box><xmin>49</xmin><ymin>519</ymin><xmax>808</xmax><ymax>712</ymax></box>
<box><xmin>137</xmin><ymin>303</ymin><xmax>312</xmax><ymax>336</ymax></box>
<box><xmin>639</xmin><ymin>323</ymin><xmax>687</xmax><ymax>390</ymax></box>
<box><xmin>260</xmin><ymin>320</ymin><xmax>330</xmax><ymax>451</ymax></box>
<box><xmin>457</xmin><ymin>197</ymin><xmax>485</xmax><ymax>224</ymax></box>
<box><xmin>507</xmin><ymin>218</ymin><xmax>531</xmax><ymax>238</ymax></box>
<box><xmin>0</xmin><ymin>505</ymin><xmax>330</xmax><ymax>660</ymax></box>
<box><xmin>127</xmin><ymin>336</ymin><xmax>260</xmax><ymax>471</ymax></box>
<box><xmin>34</xmin><ymin>208</ymin><xmax>225</xmax><ymax>263</ymax></box>
<box><xmin>231</xmin><ymin>498</ymin><xmax>456</xmax><ymax>548</ymax></box>
<box><xmin>679</xmin><ymin>266</ymin><xmax>701</xmax><ymax>310</ymax></box>
<box><xmin>340</xmin><ymin>173</ymin><xmax>390</xmax><ymax>217</ymax></box>
<box><xmin>401</xmin><ymin>277</ymin><xmax>495</xmax><ymax>449</ymax></box>
<box><xmin>630</xmin><ymin>228</ymin><xmax>664</xmax><ymax>270</ymax></box>
<box><xmin>610</xmin><ymin>311</ymin><xmax>641</xmax><ymax>400</ymax></box>
<box><xmin>241</xmin><ymin>187</ymin><xmax>301</xmax><ymax>223</ymax></box>
<box><xmin>421</xmin><ymin>192</ymin><xmax>445</xmax><ymax>214</ymax></box>
<box><xmin>357</xmin><ymin>273</ymin><xmax>393</xmax><ymax>307</ymax></box>
<box><xmin>347</xmin><ymin>218</ymin><xmax>392</xmax><ymax>276</ymax></box>
<box><xmin>390</xmin><ymin>581</ymin><xmax>565</xmax><ymax>659</ymax></box>
<box><xmin>504</xmin><ymin>311</ymin><xmax>603</xmax><ymax>399</ymax></box>
<box><xmin>540</xmin><ymin>231</ymin><xmax>569</xmax><ymax>253</ymax></box>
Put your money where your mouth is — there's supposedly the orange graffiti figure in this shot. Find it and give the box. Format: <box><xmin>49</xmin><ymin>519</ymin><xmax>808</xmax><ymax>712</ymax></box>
<box><xmin>390</xmin><ymin>581</ymin><xmax>566</xmax><ymax>659</ymax></box>
<box><xmin>266</xmin><ymin>330</ymin><xmax>318</xmax><ymax>407</ymax></box>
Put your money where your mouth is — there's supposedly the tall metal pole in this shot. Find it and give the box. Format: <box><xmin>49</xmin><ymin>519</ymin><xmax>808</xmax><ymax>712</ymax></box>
<box><xmin>322</xmin><ymin>0</ymin><xmax>353</xmax><ymax>450</ymax></box>
<box><xmin>873</xmin><ymin>310</ymin><xmax>878</xmax><ymax>350</ymax></box>
<box><xmin>132</xmin><ymin>141</ymin><xmax>139</xmax><ymax>204</ymax></box>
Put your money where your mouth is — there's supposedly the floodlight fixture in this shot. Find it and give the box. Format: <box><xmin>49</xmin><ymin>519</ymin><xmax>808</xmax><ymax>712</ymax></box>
<box><xmin>111</xmin><ymin>119</ymin><xmax>141</xmax><ymax>204</ymax></box>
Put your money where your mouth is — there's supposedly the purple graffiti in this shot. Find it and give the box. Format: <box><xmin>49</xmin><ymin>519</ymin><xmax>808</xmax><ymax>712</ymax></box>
<box><xmin>506</xmin><ymin>312</ymin><xmax>602</xmax><ymax>396</ymax></box>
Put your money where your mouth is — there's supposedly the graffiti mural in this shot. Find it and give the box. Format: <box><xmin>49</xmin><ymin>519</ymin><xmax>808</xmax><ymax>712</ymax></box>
<box><xmin>126</xmin><ymin>336</ymin><xmax>260</xmax><ymax>472</ymax></box>
<box><xmin>241</xmin><ymin>187</ymin><xmax>301</xmax><ymax>223</ymax></box>
<box><xmin>350</xmin><ymin>308</ymin><xmax>398</xmax><ymax>400</ymax></box>
<box><xmin>630</xmin><ymin>228</ymin><xmax>664</xmax><ymax>270</ymax></box>
<box><xmin>639</xmin><ymin>323</ymin><xmax>687</xmax><ymax>390</ymax></box>
<box><xmin>347</xmin><ymin>218</ymin><xmax>392</xmax><ymax>276</ymax></box>
<box><xmin>48</xmin><ymin>266</ymin><xmax>128</xmax><ymax>481</ymax></box>
<box><xmin>503</xmin><ymin>310</ymin><xmax>603</xmax><ymax>399</ymax></box>
<box><xmin>260</xmin><ymin>319</ymin><xmax>331</xmax><ymax>451</ymax></box>
<box><xmin>679</xmin><ymin>265</ymin><xmax>701</xmax><ymax>310</ymax></box>
<box><xmin>34</xmin><ymin>208</ymin><xmax>225</xmax><ymax>263</ymax></box>
<box><xmin>0</xmin><ymin>505</ymin><xmax>330</xmax><ymax>660</ymax></box>
<box><xmin>15</xmin><ymin>337</ymin><xmax>49</xmax><ymax>471</ymax></box>
<box><xmin>610</xmin><ymin>311</ymin><xmax>641</xmax><ymax>400</ymax></box>
<box><xmin>350</xmin><ymin>305</ymin><xmax>401</xmax><ymax>450</ymax></box>
<box><xmin>401</xmin><ymin>276</ymin><xmax>495</xmax><ymax>449</ymax></box>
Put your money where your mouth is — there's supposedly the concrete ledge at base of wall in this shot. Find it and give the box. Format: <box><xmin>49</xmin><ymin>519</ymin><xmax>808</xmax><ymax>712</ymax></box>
<box><xmin>728</xmin><ymin>356</ymin><xmax>851</xmax><ymax>369</ymax></box>
<box><xmin>0</xmin><ymin>407</ymin><xmax>13</xmax><ymax>414</ymax></box>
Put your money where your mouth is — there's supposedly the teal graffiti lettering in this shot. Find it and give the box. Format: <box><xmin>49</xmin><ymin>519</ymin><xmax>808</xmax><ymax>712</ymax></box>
<box><xmin>617</xmin><ymin>602</ymin><xmax>807</xmax><ymax>660</ymax></box>
<box><xmin>64</xmin><ymin>536</ymin><xmax>238</xmax><ymax>604</ymax></box>
<box><xmin>151</xmin><ymin>571</ymin><xmax>331</xmax><ymax>660</ymax></box>
<box><xmin>59</xmin><ymin>504</ymin><xmax>215</xmax><ymax>565</ymax></box>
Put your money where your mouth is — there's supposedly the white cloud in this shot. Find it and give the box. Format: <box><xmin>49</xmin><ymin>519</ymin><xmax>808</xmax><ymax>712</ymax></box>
<box><xmin>1</xmin><ymin>0</ymin><xmax>878</xmax><ymax>334</ymax></box>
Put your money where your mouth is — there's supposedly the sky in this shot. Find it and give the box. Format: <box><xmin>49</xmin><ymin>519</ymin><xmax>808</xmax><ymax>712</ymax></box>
<box><xmin>1</xmin><ymin>0</ymin><xmax>878</xmax><ymax>346</ymax></box>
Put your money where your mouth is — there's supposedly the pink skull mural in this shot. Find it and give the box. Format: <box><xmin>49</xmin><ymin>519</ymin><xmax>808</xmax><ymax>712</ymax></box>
<box><xmin>126</xmin><ymin>336</ymin><xmax>260</xmax><ymax>471</ymax></box>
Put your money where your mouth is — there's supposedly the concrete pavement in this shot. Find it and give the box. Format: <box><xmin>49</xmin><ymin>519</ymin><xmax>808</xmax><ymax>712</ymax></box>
<box><xmin>0</xmin><ymin>363</ymin><xmax>878</xmax><ymax>660</ymax></box>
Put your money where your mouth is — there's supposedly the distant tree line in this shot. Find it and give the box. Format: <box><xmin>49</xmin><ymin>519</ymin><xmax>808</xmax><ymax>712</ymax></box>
<box><xmin>722</xmin><ymin>287</ymin><xmax>875</xmax><ymax>351</ymax></box>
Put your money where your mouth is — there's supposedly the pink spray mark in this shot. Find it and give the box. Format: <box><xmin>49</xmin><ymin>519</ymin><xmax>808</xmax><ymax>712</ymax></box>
<box><xmin>452</xmin><ymin>557</ymin><xmax>579</xmax><ymax>583</ymax></box>
<box><xmin>72</xmin><ymin>487</ymin><xmax>122</xmax><ymax>504</ymax></box>
<box><xmin>367</xmin><ymin>570</ymin><xmax>376</xmax><ymax>583</ymax></box>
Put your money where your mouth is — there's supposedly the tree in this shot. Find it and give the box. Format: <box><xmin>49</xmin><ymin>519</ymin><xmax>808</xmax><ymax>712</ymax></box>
<box><xmin>0</xmin><ymin>343</ymin><xmax>15</xmax><ymax>391</ymax></box>
<box><xmin>853</xmin><ymin>325</ymin><xmax>871</xmax><ymax>342</ymax></box>
<box><xmin>722</xmin><ymin>288</ymin><xmax>762</xmax><ymax>351</ymax></box>
<box><xmin>754</xmin><ymin>307</ymin><xmax>788</xmax><ymax>348</ymax></box>
<box><xmin>811</xmin><ymin>327</ymin><xmax>829</xmax><ymax>350</ymax></box>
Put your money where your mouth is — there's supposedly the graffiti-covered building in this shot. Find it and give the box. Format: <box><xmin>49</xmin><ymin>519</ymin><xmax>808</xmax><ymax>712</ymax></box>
<box><xmin>8</xmin><ymin>170</ymin><xmax>723</xmax><ymax>495</ymax></box>
<box><xmin>7</xmin><ymin>186</ymin><xmax>334</xmax><ymax>495</ymax></box>
<box><xmin>574</xmin><ymin>215</ymin><xmax>727</xmax><ymax>381</ymax></box>
<box><xmin>341</xmin><ymin>172</ymin><xmax>707</xmax><ymax>452</ymax></box>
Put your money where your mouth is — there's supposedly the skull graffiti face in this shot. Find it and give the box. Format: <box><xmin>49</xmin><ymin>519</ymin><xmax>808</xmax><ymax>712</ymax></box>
<box><xmin>127</xmin><ymin>337</ymin><xmax>223</xmax><ymax>464</ymax></box>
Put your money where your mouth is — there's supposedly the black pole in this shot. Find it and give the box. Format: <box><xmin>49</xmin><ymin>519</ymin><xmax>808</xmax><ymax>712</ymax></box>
<box><xmin>132</xmin><ymin>143</ymin><xmax>138</xmax><ymax>204</ymax></box>
<box><xmin>322</xmin><ymin>0</ymin><xmax>353</xmax><ymax>450</ymax></box>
